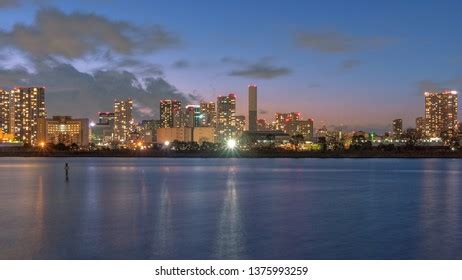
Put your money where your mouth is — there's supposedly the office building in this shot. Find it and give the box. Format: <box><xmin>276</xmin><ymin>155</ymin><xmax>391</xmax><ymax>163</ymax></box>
<box><xmin>157</xmin><ymin>127</ymin><xmax>193</xmax><ymax>143</ymax></box>
<box><xmin>193</xmin><ymin>127</ymin><xmax>215</xmax><ymax>144</ymax></box>
<box><xmin>38</xmin><ymin>116</ymin><xmax>89</xmax><ymax>146</ymax></box>
<box><xmin>248</xmin><ymin>85</ymin><xmax>257</xmax><ymax>131</ymax></box>
<box><xmin>91</xmin><ymin>112</ymin><xmax>115</xmax><ymax>145</ymax></box>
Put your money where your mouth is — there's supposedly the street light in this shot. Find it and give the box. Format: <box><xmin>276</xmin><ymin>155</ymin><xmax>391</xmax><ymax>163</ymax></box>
<box><xmin>226</xmin><ymin>139</ymin><xmax>237</xmax><ymax>149</ymax></box>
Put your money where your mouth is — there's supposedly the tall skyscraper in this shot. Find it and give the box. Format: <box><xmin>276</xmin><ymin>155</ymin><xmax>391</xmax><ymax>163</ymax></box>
<box><xmin>216</xmin><ymin>93</ymin><xmax>236</xmax><ymax>142</ymax></box>
<box><xmin>160</xmin><ymin>100</ymin><xmax>182</xmax><ymax>128</ymax></box>
<box><xmin>0</xmin><ymin>89</ymin><xmax>14</xmax><ymax>134</ymax></box>
<box><xmin>392</xmin><ymin>119</ymin><xmax>403</xmax><ymax>137</ymax></box>
<box><xmin>12</xmin><ymin>87</ymin><xmax>46</xmax><ymax>145</ymax></box>
<box><xmin>200</xmin><ymin>101</ymin><xmax>216</xmax><ymax>127</ymax></box>
<box><xmin>248</xmin><ymin>85</ymin><xmax>257</xmax><ymax>132</ymax></box>
<box><xmin>424</xmin><ymin>91</ymin><xmax>458</xmax><ymax>138</ymax></box>
<box><xmin>113</xmin><ymin>98</ymin><xmax>133</xmax><ymax>143</ymax></box>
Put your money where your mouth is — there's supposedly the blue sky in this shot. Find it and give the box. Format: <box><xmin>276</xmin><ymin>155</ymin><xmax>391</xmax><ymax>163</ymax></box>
<box><xmin>0</xmin><ymin>0</ymin><xmax>461</xmax><ymax>132</ymax></box>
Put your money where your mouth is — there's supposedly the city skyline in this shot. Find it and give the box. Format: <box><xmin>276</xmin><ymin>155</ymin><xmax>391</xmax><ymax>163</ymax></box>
<box><xmin>1</xmin><ymin>1</ymin><xmax>462</xmax><ymax>132</ymax></box>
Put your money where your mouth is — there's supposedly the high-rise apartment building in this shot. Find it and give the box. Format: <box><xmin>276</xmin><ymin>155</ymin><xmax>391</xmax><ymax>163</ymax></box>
<box><xmin>424</xmin><ymin>91</ymin><xmax>458</xmax><ymax>138</ymax></box>
<box><xmin>274</xmin><ymin>112</ymin><xmax>301</xmax><ymax>131</ymax></box>
<box><xmin>416</xmin><ymin>117</ymin><xmax>425</xmax><ymax>138</ymax></box>
<box><xmin>184</xmin><ymin>105</ymin><xmax>201</xmax><ymax>127</ymax></box>
<box><xmin>200</xmin><ymin>101</ymin><xmax>216</xmax><ymax>127</ymax></box>
<box><xmin>392</xmin><ymin>119</ymin><xmax>403</xmax><ymax>137</ymax></box>
<box><xmin>216</xmin><ymin>94</ymin><xmax>236</xmax><ymax>142</ymax></box>
<box><xmin>0</xmin><ymin>89</ymin><xmax>14</xmax><ymax>134</ymax></box>
<box><xmin>160</xmin><ymin>100</ymin><xmax>182</xmax><ymax>128</ymax></box>
<box><xmin>113</xmin><ymin>98</ymin><xmax>133</xmax><ymax>143</ymax></box>
<box><xmin>285</xmin><ymin>119</ymin><xmax>314</xmax><ymax>141</ymax></box>
<box><xmin>235</xmin><ymin>115</ymin><xmax>246</xmax><ymax>136</ymax></box>
<box><xmin>248</xmin><ymin>85</ymin><xmax>257</xmax><ymax>131</ymax></box>
<box><xmin>12</xmin><ymin>87</ymin><xmax>46</xmax><ymax>145</ymax></box>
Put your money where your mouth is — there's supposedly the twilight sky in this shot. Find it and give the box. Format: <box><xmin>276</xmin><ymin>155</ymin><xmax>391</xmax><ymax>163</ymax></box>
<box><xmin>0</xmin><ymin>0</ymin><xmax>461</xmax><ymax>132</ymax></box>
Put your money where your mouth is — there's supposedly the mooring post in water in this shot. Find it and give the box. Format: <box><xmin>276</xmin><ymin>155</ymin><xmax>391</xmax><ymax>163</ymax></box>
<box><xmin>64</xmin><ymin>162</ymin><xmax>69</xmax><ymax>181</ymax></box>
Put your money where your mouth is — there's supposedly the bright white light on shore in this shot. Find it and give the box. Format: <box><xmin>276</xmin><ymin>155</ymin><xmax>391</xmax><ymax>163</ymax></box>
<box><xmin>227</xmin><ymin>139</ymin><xmax>237</xmax><ymax>149</ymax></box>
<box><xmin>89</xmin><ymin>121</ymin><xmax>96</xmax><ymax>127</ymax></box>
<box><xmin>164</xmin><ymin>141</ymin><xmax>170</xmax><ymax>146</ymax></box>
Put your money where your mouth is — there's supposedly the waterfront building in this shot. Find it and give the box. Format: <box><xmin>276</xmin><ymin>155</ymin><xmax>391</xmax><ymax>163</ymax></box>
<box><xmin>91</xmin><ymin>112</ymin><xmax>115</xmax><ymax>145</ymax></box>
<box><xmin>193</xmin><ymin>127</ymin><xmax>215</xmax><ymax>144</ymax></box>
<box><xmin>0</xmin><ymin>89</ymin><xmax>14</xmax><ymax>135</ymax></box>
<box><xmin>424</xmin><ymin>91</ymin><xmax>458</xmax><ymax>138</ymax></box>
<box><xmin>235</xmin><ymin>115</ymin><xmax>246</xmax><ymax>137</ymax></box>
<box><xmin>184</xmin><ymin>105</ymin><xmax>201</xmax><ymax>127</ymax></box>
<box><xmin>248</xmin><ymin>85</ymin><xmax>257</xmax><ymax>131</ymax></box>
<box><xmin>285</xmin><ymin>119</ymin><xmax>314</xmax><ymax>141</ymax></box>
<box><xmin>0</xmin><ymin>130</ymin><xmax>14</xmax><ymax>142</ymax></box>
<box><xmin>11</xmin><ymin>87</ymin><xmax>46</xmax><ymax>145</ymax></box>
<box><xmin>160</xmin><ymin>100</ymin><xmax>182</xmax><ymax>128</ymax></box>
<box><xmin>257</xmin><ymin>119</ymin><xmax>268</xmax><ymax>131</ymax></box>
<box><xmin>38</xmin><ymin>116</ymin><xmax>89</xmax><ymax>146</ymax></box>
<box><xmin>199</xmin><ymin>101</ymin><xmax>216</xmax><ymax>127</ymax></box>
<box><xmin>392</xmin><ymin>119</ymin><xmax>403</xmax><ymax>137</ymax></box>
<box><xmin>157</xmin><ymin>127</ymin><xmax>193</xmax><ymax>143</ymax></box>
<box><xmin>98</xmin><ymin>112</ymin><xmax>115</xmax><ymax>126</ymax></box>
<box><xmin>274</xmin><ymin>112</ymin><xmax>301</xmax><ymax>131</ymax></box>
<box><xmin>113</xmin><ymin>98</ymin><xmax>133</xmax><ymax>143</ymax></box>
<box><xmin>139</xmin><ymin>119</ymin><xmax>161</xmax><ymax>144</ymax></box>
<box><xmin>416</xmin><ymin>117</ymin><xmax>425</xmax><ymax>138</ymax></box>
<box><xmin>216</xmin><ymin>93</ymin><xmax>236</xmax><ymax>142</ymax></box>
<box><xmin>240</xmin><ymin>130</ymin><xmax>290</xmax><ymax>148</ymax></box>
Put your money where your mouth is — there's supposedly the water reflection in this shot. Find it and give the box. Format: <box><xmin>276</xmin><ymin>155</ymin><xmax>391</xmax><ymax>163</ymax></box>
<box><xmin>214</xmin><ymin>165</ymin><xmax>245</xmax><ymax>259</ymax></box>
<box><xmin>31</xmin><ymin>175</ymin><xmax>45</xmax><ymax>258</ymax></box>
<box><xmin>418</xmin><ymin>159</ymin><xmax>461</xmax><ymax>259</ymax></box>
<box><xmin>152</xmin><ymin>178</ymin><xmax>173</xmax><ymax>258</ymax></box>
<box><xmin>1</xmin><ymin>158</ymin><xmax>462</xmax><ymax>259</ymax></box>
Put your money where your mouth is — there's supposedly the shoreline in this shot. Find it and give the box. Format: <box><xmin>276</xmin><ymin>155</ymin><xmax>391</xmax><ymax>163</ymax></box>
<box><xmin>1</xmin><ymin>150</ymin><xmax>462</xmax><ymax>158</ymax></box>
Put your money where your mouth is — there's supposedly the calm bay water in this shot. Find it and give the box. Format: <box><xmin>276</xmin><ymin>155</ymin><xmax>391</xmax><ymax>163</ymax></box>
<box><xmin>0</xmin><ymin>157</ymin><xmax>461</xmax><ymax>259</ymax></box>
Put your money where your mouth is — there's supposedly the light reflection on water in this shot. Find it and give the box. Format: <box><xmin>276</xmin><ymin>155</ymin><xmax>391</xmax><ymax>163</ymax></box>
<box><xmin>0</xmin><ymin>158</ymin><xmax>462</xmax><ymax>259</ymax></box>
